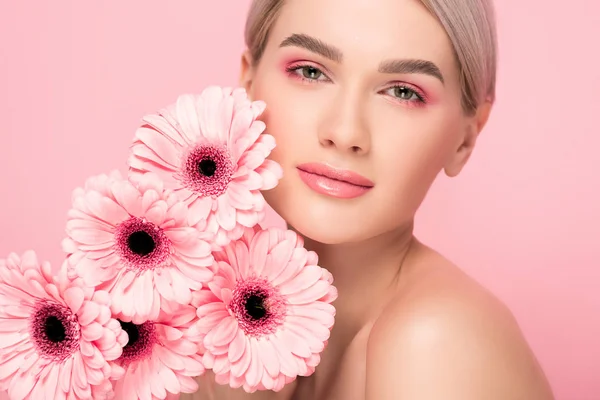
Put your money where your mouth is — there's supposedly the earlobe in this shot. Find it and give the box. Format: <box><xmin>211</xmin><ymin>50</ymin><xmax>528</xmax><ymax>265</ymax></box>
<box><xmin>239</xmin><ymin>50</ymin><xmax>254</xmax><ymax>97</ymax></box>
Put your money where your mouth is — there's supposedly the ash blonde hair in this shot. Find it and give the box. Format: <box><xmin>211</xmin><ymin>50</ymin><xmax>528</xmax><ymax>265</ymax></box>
<box><xmin>244</xmin><ymin>0</ymin><xmax>498</xmax><ymax>114</ymax></box>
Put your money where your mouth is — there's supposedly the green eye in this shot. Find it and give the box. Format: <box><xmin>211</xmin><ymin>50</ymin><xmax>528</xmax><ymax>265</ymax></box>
<box><xmin>302</xmin><ymin>66</ymin><xmax>323</xmax><ymax>80</ymax></box>
<box><xmin>393</xmin><ymin>86</ymin><xmax>417</xmax><ymax>100</ymax></box>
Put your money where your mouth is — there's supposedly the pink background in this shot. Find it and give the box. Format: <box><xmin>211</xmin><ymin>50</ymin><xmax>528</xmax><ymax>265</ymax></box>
<box><xmin>1</xmin><ymin>1</ymin><xmax>598</xmax><ymax>399</ymax></box>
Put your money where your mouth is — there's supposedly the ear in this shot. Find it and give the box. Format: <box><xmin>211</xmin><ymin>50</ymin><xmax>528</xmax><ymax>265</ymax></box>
<box><xmin>239</xmin><ymin>50</ymin><xmax>255</xmax><ymax>98</ymax></box>
<box><xmin>444</xmin><ymin>100</ymin><xmax>493</xmax><ymax>177</ymax></box>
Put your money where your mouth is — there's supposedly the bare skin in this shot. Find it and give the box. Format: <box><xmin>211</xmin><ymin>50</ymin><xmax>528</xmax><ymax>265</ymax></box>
<box><xmin>182</xmin><ymin>0</ymin><xmax>555</xmax><ymax>398</ymax></box>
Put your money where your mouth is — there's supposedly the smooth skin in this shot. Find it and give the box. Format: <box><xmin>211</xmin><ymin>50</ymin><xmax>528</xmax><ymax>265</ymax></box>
<box><xmin>185</xmin><ymin>0</ymin><xmax>555</xmax><ymax>398</ymax></box>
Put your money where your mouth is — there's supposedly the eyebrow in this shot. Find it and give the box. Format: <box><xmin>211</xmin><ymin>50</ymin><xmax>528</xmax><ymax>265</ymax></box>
<box><xmin>280</xmin><ymin>33</ymin><xmax>343</xmax><ymax>63</ymax></box>
<box><xmin>279</xmin><ymin>33</ymin><xmax>445</xmax><ymax>84</ymax></box>
<box><xmin>378</xmin><ymin>59</ymin><xmax>444</xmax><ymax>84</ymax></box>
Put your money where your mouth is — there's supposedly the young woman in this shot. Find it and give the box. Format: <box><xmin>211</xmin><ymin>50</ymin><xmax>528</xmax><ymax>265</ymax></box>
<box><xmin>186</xmin><ymin>0</ymin><xmax>555</xmax><ymax>398</ymax></box>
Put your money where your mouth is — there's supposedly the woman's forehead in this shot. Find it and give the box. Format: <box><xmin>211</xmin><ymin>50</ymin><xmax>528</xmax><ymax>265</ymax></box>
<box><xmin>267</xmin><ymin>0</ymin><xmax>456</xmax><ymax>73</ymax></box>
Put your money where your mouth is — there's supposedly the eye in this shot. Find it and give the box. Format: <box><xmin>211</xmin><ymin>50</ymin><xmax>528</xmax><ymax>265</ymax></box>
<box><xmin>388</xmin><ymin>85</ymin><xmax>424</xmax><ymax>102</ymax></box>
<box><xmin>301</xmin><ymin>66</ymin><xmax>323</xmax><ymax>80</ymax></box>
<box><xmin>286</xmin><ymin>64</ymin><xmax>329</xmax><ymax>82</ymax></box>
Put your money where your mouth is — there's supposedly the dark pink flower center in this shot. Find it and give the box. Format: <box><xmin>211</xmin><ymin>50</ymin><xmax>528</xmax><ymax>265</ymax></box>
<box><xmin>181</xmin><ymin>145</ymin><xmax>234</xmax><ymax>197</ymax></box>
<box><xmin>114</xmin><ymin>217</ymin><xmax>171</xmax><ymax>272</ymax></box>
<box><xmin>230</xmin><ymin>278</ymin><xmax>286</xmax><ymax>337</ymax></box>
<box><xmin>118</xmin><ymin>320</ymin><xmax>156</xmax><ymax>366</ymax></box>
<box><xmin>30</xmin><ymin>300</ymin><xmax>80</xmax><ymax>362</ymax></box>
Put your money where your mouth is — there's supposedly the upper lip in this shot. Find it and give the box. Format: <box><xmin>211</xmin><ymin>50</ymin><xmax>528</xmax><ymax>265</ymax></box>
<box><xmin>297</xmin><ymin>162</ymin><xmax>374</xmax><ymax>187</ymax></box>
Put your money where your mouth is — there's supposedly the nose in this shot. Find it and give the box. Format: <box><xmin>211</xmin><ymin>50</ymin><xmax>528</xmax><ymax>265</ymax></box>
<box><xmin>317</xmin><ymin>89</ymin><xmax>371</xmax><ymax>155</ymax></box>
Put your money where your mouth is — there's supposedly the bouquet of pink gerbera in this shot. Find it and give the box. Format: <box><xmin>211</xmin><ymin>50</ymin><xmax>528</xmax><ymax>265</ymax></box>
<box><xmin>0</xmin><ymin>86</ymin><xmax>337</xmax><ymax>400</ymax></box>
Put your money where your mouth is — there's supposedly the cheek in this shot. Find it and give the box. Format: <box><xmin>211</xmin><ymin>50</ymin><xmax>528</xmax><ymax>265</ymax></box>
<box><xmin>252</xmin><ymin>75</ymin><xmax>318</xmax><ymax>165</ymax></box>
<box><xmin>373</xmin><ymin>111</ymin><xmax>461</xmax><ymax>197</ymax></box>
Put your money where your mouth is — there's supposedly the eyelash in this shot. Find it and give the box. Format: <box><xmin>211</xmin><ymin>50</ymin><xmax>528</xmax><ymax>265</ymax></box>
<box><xmin>284</xmin><ymin>63</ymin><xmax>428</xmax><ymax>105</ymax></box>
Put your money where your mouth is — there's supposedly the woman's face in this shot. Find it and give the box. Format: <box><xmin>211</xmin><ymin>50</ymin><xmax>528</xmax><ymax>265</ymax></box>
<box><xmin>241</xmin><ymin>0</ymin><xmax>486</xmax><ymax>244</ymax></box>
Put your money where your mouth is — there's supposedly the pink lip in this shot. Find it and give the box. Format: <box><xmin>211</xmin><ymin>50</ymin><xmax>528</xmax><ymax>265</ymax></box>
<box><xmin>296</xmin><ymin>163</ymin><xmax>374</xmax><ymax>199</ymax></box>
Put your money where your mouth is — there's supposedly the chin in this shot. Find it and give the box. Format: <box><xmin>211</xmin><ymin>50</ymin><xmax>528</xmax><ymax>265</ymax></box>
<box><xmin>263</xmin><ymin>186</ymin><xmax>379</xmax><ymax>245</ymax></box>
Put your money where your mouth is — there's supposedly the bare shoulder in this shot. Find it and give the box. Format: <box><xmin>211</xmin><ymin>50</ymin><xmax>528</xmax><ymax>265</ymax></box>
<box><xmin>365</xmin><ymin>245</ymin><xmax>555</xmax><ymax>400</ymax></box>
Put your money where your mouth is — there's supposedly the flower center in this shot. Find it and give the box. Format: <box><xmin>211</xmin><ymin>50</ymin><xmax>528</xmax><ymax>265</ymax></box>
<box><xmin>181</xmin><ymin>145</ymin><xmax>234</xmax><ymax>197</ymax></box>
<box><xmin>44</xmin><ymin>315</ymin><xmax>66</xmax><ymax>343</ymax></box>
<box><xmin>115</xmin><ymin>217</ymin><xmax>171</xmax><ymax>272</ymax></box>
<box><xmin>30</xmin><ymin>301</ymin><xmax>80</xmax><ymax>362</ymax></box>
<box><xmin>198</xmin><ymin>158</ymin><xmax>217</xmax><ymax>177</ymax></box>
<box><xmin>119</xmin><ymin>321</ymin><xmax>140</xmax><ymax>345</ymax></box>
<box><xmin>127</xmin><ymin>230</ymin><xmax>156</xmax><ymax>256</ymax></box>
<box><xmin>230</xmin><ymin>278</ymin><xmax>286</xmax><ymax>337</ymax></box>
<box><xmin>244</xmin><ymin>294</ymin><xmax>267</xmax><ymax>320</ymax></box>
<box><xmin>118</xmin><ymin>320</ymin><xmax>156</xmax><ymax>366</ymax></box>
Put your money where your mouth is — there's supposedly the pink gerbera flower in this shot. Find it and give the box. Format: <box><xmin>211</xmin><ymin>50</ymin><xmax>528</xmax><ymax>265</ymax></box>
<box><xmin>190</xmin><ymin>227</ymin><xmax>338</xmax><ymax>393</ymax></box>
<box><xmin>62</xmin><ymin>171</ymin><xmax>214</xmax><ymax>324</ymax></box>
<box><xmin>111</xmin><ymin>303</ymin><xmax>205</xmax><ymax>399</ymax></box>
<box><xmin>0</xmin><ymin>251</ymin><xmax>127</xmax><ymax>400</ymax></box>
<box><xmin>128</xmin><ymin>86</ymin><xmax>283</xmax><ymax>249</ymax></box>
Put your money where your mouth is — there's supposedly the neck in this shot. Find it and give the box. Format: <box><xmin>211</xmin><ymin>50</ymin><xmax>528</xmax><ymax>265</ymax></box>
<box><xmin>296</xmin><ymin>221</ymin><xmax>417</xmax><ymax>332</ymax></box>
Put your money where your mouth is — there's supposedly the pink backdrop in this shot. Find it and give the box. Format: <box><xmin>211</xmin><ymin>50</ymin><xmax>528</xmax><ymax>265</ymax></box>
<box><xmin>1</xmin><ymin>1</ymin><xmax>598</xmax><ymax>399</ymax></box>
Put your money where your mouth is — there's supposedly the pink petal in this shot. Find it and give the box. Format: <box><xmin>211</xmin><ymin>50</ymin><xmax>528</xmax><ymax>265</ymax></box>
<box><xmin>280</xmin><ymin>328</ymin><xmax>312</xmax><ymax>358</ymax></box>
<box><xmin>216</xmin><ymin>196</ymin><xmax>237</xmax><ymax>231</ymax></box>
<box><xmin>0</xmin><ymin>351</ymin><xmax>27</xmax><ymax>379</ymax></box>
<box><xmin>85</xmin><ymin>191</ymin><xmax>130</xmax><ymax>226</ymax></box>
<box><xmin>230</xmin><ymin>337</ymin><xmax>252</xmax><ymax>378</ymax></box>
<box><xmin>8</xmin><ymin>369</ymin><xmax>36</xmax><ymax>400</ymax></box>
<box><xmin>249</xmin><ymin>231</ymin><xmax>271</xmax><ymax>276</ymax></box>
<box><xmin>286</xmin><ymin>318</ymin><xmax>325</xmax><ymax>352</ymax></box>
<box><xmin>225</xmin><ymin>184</ymin><xmax>256</xmax><ymax>211</ymax></box>
<box><xmin>148</xmin><ymin>362</ymin><xmax>168</xmax><ymax>398</ymax></box>
<box><xmin>134</xmin><ymin>271</ymin><xmax>154</xmax><ymax>319</ymax></box>
<box><xmin>157</xmin><ymin>324</ymin><xmax>184</xmax><ymax>341</ymax></box>
<box><xmin>211</xmin><ymin>317</ymin><xmax>238</xmax><ymax>348</ymax></box>
<box><xmin>143</xmin><ymin>112</ymin><xmax>187</xmax><ymax>147</ymax></box>
<box><xmin>277</xmin><ymin>265</ymin><xmax>322</xmax><ymax>296</ymax></box>
<box><xmin>194</xmin><ymin>300</ymin><xmax>227</xmax><ymax>317</ymax></box>
<box><xmin>136</xmin><ymin>126</ymin><xmax>182</xmax><ymax>167</ymax></box>
<box><xmin>145</xmin><ymin>201</ymin><xmax>168</xmax><ymax>226</ymax></box>
<box><xmin>57</xmin><ymin>361</ymin><xmax>72</xmax><ymax>398</ymax></box>
<box><xmin>81</xmin><ymin>322</ymin><xmax>104</xmax><ymax>341</ymax></box>
<box><xmin>78</xmin><ymin>301</ymin><xmax>100</xmax><ymax>326</ymax></box>
<box><xmin>178</xmin><ymin>375</ymin><xmax>199</xmax><ymax>394</ymax></box>
<box><xmin>111</xmin><ymin>180</ymin><xmax>144</xmax><ymax>216</ymax></box>
<box><xmin>154</xmin><ymin>270</ymin><xmax>175</xmax><ymax>302</ymax></box>
<box><xmin>237</xmin><ymin>212</ymin><xmax>262</xmax><ymax>231</ymax></box>
<box><xmin>172</xmin><ymin>257</ymin><xmax>214</xmax><ymax>284</ymax></box>
<box><xmin>158</xmin><ymin>364</ymin><xmax>181</xmax><ymax>395</ymax></box>
<box><xmin>256</xmin><ymin>160</ymin><xmax>283</xmax><ymax>190</ymax></box>
<box><xmin>155</xmin><ymin>346</ymin><xmax>185</xmax><ymax>371</ymax></box>
<box><xmin>120</xmin><ymin>364</ymin><xmax>138</xmax><ymax>400</ymax></box>
<box><xmin>167</xmin><ymin>337</ymin><xmax>199</xmax><ymax>357</ymax></box>
<box><xmin>66</xmin><ymin>218</ymin><xmax>113</xmax><ymax>233</ymax></box>
<box><xmin>287</xmin><ymin>303</ymin><xmax>336</xmax><ymax>327</ymax></box>
<box><xmin>237</xmin><ymin>149</ymin><xmax>267</xmax><ymax>171</ymax></box>
<box><xmin>271</xmin><ymin>333</ymin><xmax>301</xmax><ymax>377</ymax></box>
<box><xmin>69</xmin><ymin>228</ymin><xmax>113</xmax><ymax>246</ymax></box>
<box><xmin>170</xmin><ymin>272</ymin><xmax>193</xmax><ymax>305</ymax></box>
<box><xmin>286</xmin><ymin>280</ymin><xmax>332</xmax><ymax>305</ymax></box>
<box><xmin>175</xmin><ymin>94</ymin><xmax>202</xmax><ymax>141</ymax></box>
<box><xmin>257</xmin><ymin>338</ymin><xmax>280</xmax><ymax>378</ymax></box>
<box><xmin>270</xmin><ymin>249</ymin><xmax>308</xmax><ymax>287</ymax></box>
<box><xmin>141</xmin><ymin>189</ymin><xmax>161</xmax><ymax>214</ymax></box>
<box><xmin>0</xmin><ymin>332</ymin><xmax>29</xmax><ymax>349</ymax></box>
<box><xmin>135</xmin><ymin>359</ymin><xmax>154</xmax><ymax>400</ymax></box>
<box><xmin>232</xmin><ymin>170</ymin><xmax>262</xmax><ymax>190</ymax></box>
<box><xmin>228</xmin><ymin>328</ymin><xmax>246</xmax><ymax>363</ymax></box>
<box><xmin>246</xmin><ymin>338</ymin><xmax>263</xmax><ymax>388</ymax></box>
<box><xmin>197</xmin><ymin>87</ymin><xmax>225</xmax><ymax>143</ymax></box>
<box><xmin>187</xmin><ymin>196</ymin><xmax>212</xmax><ymax>227</ymax></box>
